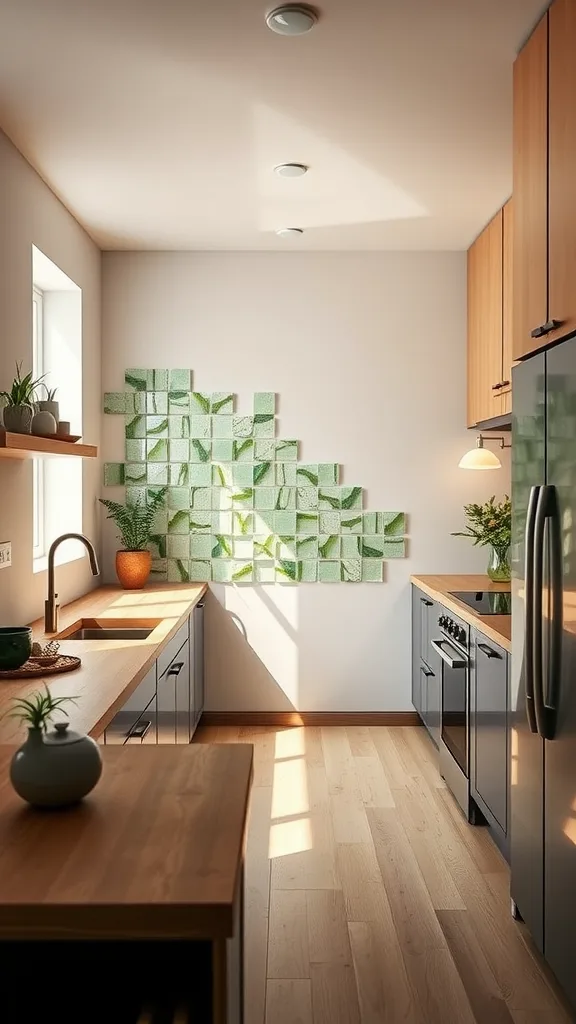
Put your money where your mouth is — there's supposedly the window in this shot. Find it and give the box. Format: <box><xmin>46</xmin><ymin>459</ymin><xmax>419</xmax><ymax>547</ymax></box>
<box><xmin>32</xmin><ymin>287</ymin><xmax>45</xmax><ymax>561</ymax></box>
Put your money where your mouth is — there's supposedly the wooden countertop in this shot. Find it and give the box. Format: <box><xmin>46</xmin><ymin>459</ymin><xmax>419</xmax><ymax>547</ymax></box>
<box><xmin>410</xmin><ymin>574</ymin><xmax>511</xmax><ymax>652</ymax></box>
<box><xmin>0</xmin><ymin>743</ymin><xmax>252</xmax><ymax>940</ymax></box>
<box><xmin>0</xmin><ymin>584</ymin><xmax>206</xmax><ymax>744</ymax></box>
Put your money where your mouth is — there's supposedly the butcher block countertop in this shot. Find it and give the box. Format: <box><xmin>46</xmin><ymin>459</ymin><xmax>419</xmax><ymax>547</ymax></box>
<box><xmin>0</xmin><ymin>743</ymin><xmax>253</xmax><ymax>940</ymax></box>
<box><xmin>0</xmin><ymin>584</ymin><xmax>206</xmax><ymax>744</ymax></box>
<box><xmin>411</xmin><ymin>574</ymin><xmax>511</xmax><ymax>652</ymax></box>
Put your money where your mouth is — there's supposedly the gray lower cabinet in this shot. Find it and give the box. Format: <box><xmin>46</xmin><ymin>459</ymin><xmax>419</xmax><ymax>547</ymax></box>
<box><xmin>411</xmin><ymin>586</ymin><xmax>440</xmax><ymax>747</ymax></box>
<box><xmin>470</xmin><ymin>628</ymin><xmax>509</xmax><ymax>858</ymax></box>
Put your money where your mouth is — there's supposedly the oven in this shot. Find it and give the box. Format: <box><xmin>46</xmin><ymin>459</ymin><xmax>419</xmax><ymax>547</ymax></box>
<box><xmin>432</xmin><ymin>610</ymin><xmax>473</xmax><ymax>819</ymax></box>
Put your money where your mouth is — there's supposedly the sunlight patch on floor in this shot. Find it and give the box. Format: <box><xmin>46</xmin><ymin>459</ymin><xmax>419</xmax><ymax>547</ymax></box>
<box><xmin>268</xmin><ymin>816</ymin><xmax>313</xmax><ymax>859</ymax></box>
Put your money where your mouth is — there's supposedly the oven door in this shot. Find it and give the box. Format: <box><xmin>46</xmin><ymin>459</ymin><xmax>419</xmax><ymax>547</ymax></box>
<box><xmin>431</xmin><ymin>637</ymin><xmax>469</xmax><ymax>777</ymax></box>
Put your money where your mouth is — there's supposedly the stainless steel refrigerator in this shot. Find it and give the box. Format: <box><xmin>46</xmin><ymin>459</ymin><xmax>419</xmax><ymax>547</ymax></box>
<box><xmin>511</xmin><ymin>335</ymin><xmax>576</xmax><ymax>1012</ymax></box>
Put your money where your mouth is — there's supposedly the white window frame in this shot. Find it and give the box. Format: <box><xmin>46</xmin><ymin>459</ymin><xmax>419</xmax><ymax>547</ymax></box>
<box><xmin>32</xmin><ymin>286</ymin><xmax>46</xmax><ymax>562</ymax></box>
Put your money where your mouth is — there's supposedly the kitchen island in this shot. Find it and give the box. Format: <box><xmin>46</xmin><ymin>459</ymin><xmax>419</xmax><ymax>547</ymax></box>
<box><xmin>0</xmin><ymin>742</ymin><xmax>253</xmax><ymax>1023</ymax></box>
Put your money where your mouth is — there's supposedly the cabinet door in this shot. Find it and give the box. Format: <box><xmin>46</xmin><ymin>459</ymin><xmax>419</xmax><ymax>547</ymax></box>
<box><xmin>472</xmin><ymin>633</ymin><xmax>508</xmax><ymax>831</ymax></box>
<box><xmin>467</xmin><ymin>211</ymin><xmax>504</xmax><ymax>425</ymax></box>
<box><xmin>425</xmin><ymin>664</ymin><xmax>440</xmax><ymax>748</ymax></box>
<box><xmin>104</xmin><ymin>665</ymin><xmax>157</xmax><ymax>745</ymax></box>
<box><xmin>193</xmin><ymin>603</ymin><xmax>205</xmax><ymax>729</ymax></box>
<box><xmin>547</xmin><ymin>0</ymin><xmax>576</xmax><ymax>348</ymax></box>
<box><xmin>411</xmin><ymin>588</ymin><xmax>424</xmax><ymax>714</ymax></box>
<box><xmin>512</xmin><ymin>14</ymin><xmax>549</xmax><ymax>360</ymax></box>
<box><xmin>501</xmin><ymin>198</ymin><xmax>514</xmax><ymax>416</ymax></box>
<box><xmin>157</xmin><ymin>640</ymin><xmax>190</xmax><ymax>744</ymax></box>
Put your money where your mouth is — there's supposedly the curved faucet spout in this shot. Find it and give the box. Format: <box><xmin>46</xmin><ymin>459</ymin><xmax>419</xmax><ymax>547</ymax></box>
<box><xmin>45</xmin><ymin>533</ymin><xmax>100</xmax><ymax>633</ymax></box>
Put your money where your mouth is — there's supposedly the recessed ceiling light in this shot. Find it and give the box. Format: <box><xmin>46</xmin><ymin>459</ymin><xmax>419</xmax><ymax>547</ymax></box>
<box><xmin>274</xmin><ymin>163</ymin><xmax>309</xmax><ymax>178</ymax></box>
<box><xmin>266</xmin><ymin>5</ymin><xmax>319</xmax><ymax>35</ymax></box>
<box><xmin>276</xmin><ymin>227</ymin><xmax>304</xmax><ymax>237</ymax></box>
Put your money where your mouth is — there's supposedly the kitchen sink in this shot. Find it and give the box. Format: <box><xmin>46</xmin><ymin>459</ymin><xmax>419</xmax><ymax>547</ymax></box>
<box><xmin>57</xmin><ymin>618</ymin><xmax>160</xmax><ymax>641</ymax></box>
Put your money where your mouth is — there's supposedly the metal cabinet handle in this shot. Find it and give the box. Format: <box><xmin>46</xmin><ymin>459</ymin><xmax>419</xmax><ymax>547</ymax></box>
<box><xmin>127</xmin><ymin>719</ymin><xmax>151</xmax><ymax>741</ymax></box>
<box><xmin>430</xmin><ymin>639</ymin><xmax>467</xmax><ymax>670</ymax></box>
<box><xmin>420</xmin><ymin>598</ymin><xmax>432</xmax><ymax>607</ymax></box>
<box><xmin>500</xmin><ymin>379</ymin><xmax>510</xmax><ymax>388</ymax></box>
<box><xmin>530</xmin><ymin>319</ymin><xmax>563</xmax><ymax>339</ymax></box>
<box><xmin>492</xmin><ymin>382</ymin><xmax>504</xmax><ymax>391</ymax></box>
<box><xmin>478</xmin><ymin>643</ymin><xmax>501</xmax><ymax>659</ymax></box>
<box><xmin>165</xmin><ymin>661</ymin><xmax>184</xmax><ymax>679</ymax></box>
<box><xmin>421</xmin><ymin>666</ymin><xmax>434</xmax><ymax>678</ymax></box>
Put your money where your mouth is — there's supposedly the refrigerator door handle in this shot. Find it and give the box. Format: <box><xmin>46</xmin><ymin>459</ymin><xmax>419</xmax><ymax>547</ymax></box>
<box><xmin>547</xmin><ymin>487</ymin><xmax>563</xmax><ymax>738</ymax></box>
<box><xmin>533</xmin><ymin>485</ymin><xmax>562</xmax><ymax>740</ymax></box>
<box><xmin>524</xmin><ymin>485</ymin><xmax>540</xmax><ymax>734</ymax></box>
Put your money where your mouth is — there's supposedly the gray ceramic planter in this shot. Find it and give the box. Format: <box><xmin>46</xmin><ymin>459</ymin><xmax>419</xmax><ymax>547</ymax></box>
<box><xmin>3</xmin><ymin>405</ymin><xmax>33</xmax><ymax>433</ymax></box>
<box><xmin>37</xmin><ymin>400</ymin><xmax>60</xmax><ymax>422</ymax></box>
<box><xmin>10</xmin><ymin>723</ymin><xmax>103</xmax><ymax>808</ymax></box>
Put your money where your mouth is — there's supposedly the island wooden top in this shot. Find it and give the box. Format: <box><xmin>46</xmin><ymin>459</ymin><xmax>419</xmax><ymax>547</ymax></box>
<box><xmin>0</xmin><ymin>584</ymin><xmax>206</xmax><ymax>744</ymax></box>
<box><xmin>0</xmin><ymin>743</ymin><xmax>252</xmax><ymax>940</ymax></box>
<box><xmin>411</xmin><ymin>574</ymin><xmax>511</xmax><ymax>652</ymax></box>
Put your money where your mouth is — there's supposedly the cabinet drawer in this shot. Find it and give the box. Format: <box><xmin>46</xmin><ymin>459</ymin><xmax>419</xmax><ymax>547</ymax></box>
<box><xmin>156</xmin><ymin>622</ymin><xmax>189</xmax><ymax>681</ymax></box>
<box><xmin>105</xmin><ymin>695</ymin><xmax>157</xmax><ymax>746</ymax></box>
<box><xmin>120</xmin><ymin>664</ymin><xmax>157</xmax><ymax>714</ymax></box>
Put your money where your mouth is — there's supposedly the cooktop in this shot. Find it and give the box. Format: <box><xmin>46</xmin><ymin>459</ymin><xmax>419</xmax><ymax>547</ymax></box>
<box><xmin>449</xmin><ymin>591</ymin><xmax>511</xmax><ymax>616</ymax></box>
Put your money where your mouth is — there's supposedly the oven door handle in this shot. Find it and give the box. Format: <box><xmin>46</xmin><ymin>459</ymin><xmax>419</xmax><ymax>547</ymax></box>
<box><xmin>431</xmin><ymin>639</ymin><xmax>467</xmax><ymax>670</ymax></box>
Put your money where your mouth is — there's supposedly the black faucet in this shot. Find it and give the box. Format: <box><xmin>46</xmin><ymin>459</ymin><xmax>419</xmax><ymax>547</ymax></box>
<box><xmin>45</xmin><ymin>533</ymin><xmax>100</xmax><ymax>633</ymax></box>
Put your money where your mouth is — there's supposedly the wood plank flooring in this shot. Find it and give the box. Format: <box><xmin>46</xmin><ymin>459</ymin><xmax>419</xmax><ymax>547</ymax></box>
<box><xmin>194</xmin><ymin>725</ymin><xmax>573</xmax><ymax>1024</ymax></box>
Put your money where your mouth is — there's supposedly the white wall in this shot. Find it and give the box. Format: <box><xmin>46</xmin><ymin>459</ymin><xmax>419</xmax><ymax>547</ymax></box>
<box><xmin>102</xmin><ymin>251</ymin><xmax>510</xmax><ymax>711</ymax></box>
<box><xmin>0</xmin><ymin>130</ymin><xmax>101</xmax><ymax>625</ymax></box>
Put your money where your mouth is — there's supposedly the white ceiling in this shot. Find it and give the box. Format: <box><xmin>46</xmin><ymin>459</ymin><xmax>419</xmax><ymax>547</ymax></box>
<box><xmin>0</xmin><ymin>0</ymin><xmax>546</xmax><ymax>251</ymax></box>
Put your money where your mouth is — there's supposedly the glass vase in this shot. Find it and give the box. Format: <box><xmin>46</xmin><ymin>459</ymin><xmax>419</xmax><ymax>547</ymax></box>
<box><xmin>487</xmin><ymin>544</ymin><xmax>511</xmax><ymax>583</ymax></box>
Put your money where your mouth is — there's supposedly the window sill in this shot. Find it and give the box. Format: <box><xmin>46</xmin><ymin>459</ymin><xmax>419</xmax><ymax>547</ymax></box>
<box><xmin>33</xmin><ymin>549</ymin><xmax>85</xmax><ymax>575</ymax></box>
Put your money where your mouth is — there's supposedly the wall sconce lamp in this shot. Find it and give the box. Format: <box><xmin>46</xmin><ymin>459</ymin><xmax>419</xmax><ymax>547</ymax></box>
<box><xmin>458</xmin><ymin>433</ymin><xmax>511</xmax><ymax>470</ymax></box>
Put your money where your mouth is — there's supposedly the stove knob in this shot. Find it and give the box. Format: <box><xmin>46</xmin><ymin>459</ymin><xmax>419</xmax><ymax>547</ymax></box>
<box><xmin>458</xmin><ymin>627</ymin><xmax>467</xmax><ymax>644</ymax></box>
<box><xmin>439</xmin><ymin>616</ymin><xmax>446</xmax><ymax>627</ymax></box>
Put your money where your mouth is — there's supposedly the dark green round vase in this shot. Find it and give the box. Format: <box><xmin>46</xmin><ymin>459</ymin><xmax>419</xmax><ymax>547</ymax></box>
<box><xmin>0</xmin><ymin>627</ymin><xmax>32</xmax><ymax>671</ymax></box>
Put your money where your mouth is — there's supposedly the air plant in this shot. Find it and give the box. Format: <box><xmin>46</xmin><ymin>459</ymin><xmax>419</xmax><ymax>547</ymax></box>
<box><xmin>8</xmin><ymin>685</ymin><xmax>78</xmax><ymax>732</ymax></box>
<box><xmin>0</xmin><ymin>362</ymin><xmax>45</xmax><ymax>407</ymax></box>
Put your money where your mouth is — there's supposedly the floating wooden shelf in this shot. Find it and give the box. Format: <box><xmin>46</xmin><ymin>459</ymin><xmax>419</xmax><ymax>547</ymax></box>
<box><xmin>0</xmin><ymin>430</ymin><xmax>97</xmax><ymax>460</ymax></box>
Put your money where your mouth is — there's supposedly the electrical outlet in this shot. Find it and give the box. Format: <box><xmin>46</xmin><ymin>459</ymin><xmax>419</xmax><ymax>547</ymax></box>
<box><xmin>0</xmin><ymin>542</ymin><xmax>12</xmax><ymax>569</ymax></box>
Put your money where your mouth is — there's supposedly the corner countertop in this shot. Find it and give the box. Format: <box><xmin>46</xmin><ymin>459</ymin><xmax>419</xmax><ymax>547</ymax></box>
<box><xmin>410</xmin><ymin>574</ymin><xmax>511</xmax><ymax>653</ymax></box>
<box><xmin>0</xmin><ymin>742</ymin><xmax>253</xmax><ymax>940</ymax></box>
<box><xmin>0</xmin><ymin>584</ymin><xmax>207</xmax><ymax>744</ymax></box>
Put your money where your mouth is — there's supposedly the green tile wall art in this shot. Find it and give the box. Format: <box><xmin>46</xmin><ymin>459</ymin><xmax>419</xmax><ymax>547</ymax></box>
<box><xmin>103</xmin><ymin>370</ymin><xmax>406</xmax><ymax>584</ymax></box>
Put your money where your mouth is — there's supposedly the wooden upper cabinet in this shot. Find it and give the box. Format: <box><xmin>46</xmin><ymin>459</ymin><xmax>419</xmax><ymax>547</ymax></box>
<box><xmin>512</xmin><ymin>14</ymin><xmax>548</xmax><ymax>361</ymax></box>
<box><xmin>467</xmin><ymin>210</ymin><xmax>504</xmax><ymax>427</ymax></box>
<box><xmin>501</xmin><ymin>198</ymin><xmax>514</xmax><ymax>416</ymax></box>
<box><xmin>548</xmin><ymin>0</ymin><xmax>576</xmax><ymax>346</ymax></box>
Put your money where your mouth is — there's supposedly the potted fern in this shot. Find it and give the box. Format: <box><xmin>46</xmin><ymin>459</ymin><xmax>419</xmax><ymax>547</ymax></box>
<box><xmin>0</xmin><ymin>362</ymin><xmax>46</xmax><ymax>434</ymax></box>
<box><xmin>99</xmin><ymin>487</ymin><xmax>167</xmax><ymax>589</ymax></box>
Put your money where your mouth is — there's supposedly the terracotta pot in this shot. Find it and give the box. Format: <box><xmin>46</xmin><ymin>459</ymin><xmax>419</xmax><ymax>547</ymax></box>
<box><xmin>116</xmin><ymin>550</ymin><xmax>151</xmax><ymax>590</ymax></box>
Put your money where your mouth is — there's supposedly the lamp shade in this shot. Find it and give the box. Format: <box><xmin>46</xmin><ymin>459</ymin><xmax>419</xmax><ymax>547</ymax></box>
<box><xmin>458</xmin><ymin>446</ymin><xmax>502</xmax><ymax>470</ymax></box>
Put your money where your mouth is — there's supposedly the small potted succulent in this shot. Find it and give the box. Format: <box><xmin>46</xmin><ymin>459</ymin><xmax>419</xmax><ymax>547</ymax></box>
<box><xmin>36</xmin><ymin>384</ymin><xmax>60</xmax><ymax>423</ymax></box>
<box><xmin>0</xmin><ymin>362</ymin><xmax>45</xmax><ymax>434</ymax></box>
<box><xmin>99</xmin><ymin>487</ymin><xmax>167</xmax><ymax>589</ymax></box>
<box><xmin>452</xmin><ymin>494</ymin><xmax>512</xmax><ymax>582</ymax></box>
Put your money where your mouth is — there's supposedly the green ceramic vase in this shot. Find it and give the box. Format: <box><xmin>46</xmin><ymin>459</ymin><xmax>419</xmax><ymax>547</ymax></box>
<box><xmin>0</xmin><ymin>627</ymin><xmax>32</xmax><ymax>671</ymax></box>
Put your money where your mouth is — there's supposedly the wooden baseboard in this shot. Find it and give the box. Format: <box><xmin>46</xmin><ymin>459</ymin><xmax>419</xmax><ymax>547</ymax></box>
<box><xmin>199</xmin><ymin>711</ymin><xmax>421</xmax><ymax>728</ymax></box>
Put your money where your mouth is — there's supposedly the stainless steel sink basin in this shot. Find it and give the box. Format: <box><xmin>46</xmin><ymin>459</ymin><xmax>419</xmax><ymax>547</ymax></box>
<box><xmin>64</xmin><ymin>627</ymin><xmax>154</xmax><ymax>641</ymax></box>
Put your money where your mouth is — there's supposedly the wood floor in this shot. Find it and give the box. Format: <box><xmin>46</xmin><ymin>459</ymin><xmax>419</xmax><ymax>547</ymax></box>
<box><xmin>194</xmin><ymin>725</ymin><xmax>574</xmax><ymax>1024</ymax></box>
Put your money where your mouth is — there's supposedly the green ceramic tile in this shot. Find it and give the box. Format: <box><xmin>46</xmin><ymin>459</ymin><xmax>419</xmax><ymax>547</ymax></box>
<box><xmin>233</xmin><ymin>438</ymin><xmax>254</xmax><ymax>461</ymax></box>
<box><xmin>319</xmin><ymin>511</ymin><xmax>340</xmax><ymax>534</ymax></box>
<box><xmin>125</xmin><ymin>392</ymin><xmax>146</xmax><ymax>415</ymax></box>
<box><xmin>147</xmin><ymin>486</ymin><xmax>166</xmax><ymax>505</ymax></box>
<box><xmin>190</xmin><ymin>439</ymin><xmax>211</xmax><ymax>463</ymax></box>
<box><xmin>318</xmin><ymin>560</ymin><xmax>340</xmax><ymax>583</ymax></box>
<box><xmin>189</xmin><ymin>463</ymin><xmax>212</xmax><ymax>487</ymax></box>
<box><xmin>277</xmin><ymin>536</ymin><xmax>297</xmax><ymax>558</ymax></box>
<box><xmin>189</xmin><ymin>513</ymin><xmax>213</xmax><ymax>533</ymax></box>
<box><xmin>297</xmin><ymin>487</ymin><xmax>318</xmax><ymax>511</ymax></box>
<box><xmin>253</xmin><ymin>462</ymin><xmax>274</xmax><ymax>486</ymax></box>
<box><xmin>167</xmin><ymin>558</ymin><xmax>190</xmax><ymax>583</ymax></box>
<box><xmin>212</xmin><ymin>439</ymin><xmax>233</xmax><ymax>461</ymax></box>
<box><xmin>253</xmin><ymin>535</ymin><xmax>276</xmax><ymax>559</ymax></box>
<box><xmin>296</xmin><ymin>512</ymin><xmax>319</xmax><ymax>534</ymax></box>
<box><xmin>146</xmin><ymin>416</ymin><xmax>169</xmax><ymax>438</ymax></box>
<box><xmin>233</xmin><ymin>464</ymin><xmax>254</xmax><ymax>488</ymax></box>
<box><xmin>211</xmin><ymin>487</ymin><xmax>232</xmax><ymax>510</ymax></box>
<box><xmin>168</xmin><ymin>439</ymin><xmax>189</xmax><ymax>462</ymax></box>
<box><xmin>341</xmin><ymin>487</ymin><xmax>363</xmax><ymax>511</ymax></box>
<box><xmin>147</xmin><ymin>463</ymin><xmax>168</xmax><ymax>485</ymax></box>
<box><xmin>190</xmin><ymin>487</ymin><xmax>212</xmax><ymax>510</ymax></box>
<box><xmin>318</xmin><ymin>463</ymin><xmax>339</xmax><ymax>485</ymax></box>
<box><xmin>125</xmin><ymin>463</ymin><xmax>146</xmax><ymax>484</ymax></box>
<box><xmin>300</xmin><ymin>561</ymin><xmax>318</xmax><ymax>582</ymax></box>
<box><xmin>253</xmin><ymin>414</ymin><xmax>275</xmax><ymax>438</ymax></box>
<box><xmin>211</xmin><ymin>393</ymin><xmax>234</xmax><ymax>415</ymax></box>
<box><xmin>212</xmin><ymin>463</ymin><xmax>233</xmax><ymax>487</ymax></box>
<box><xmin>189</xmin><ymin>560</ymin><xmax>211</xmax><ymax>582</ymax></box>
<box><xmin>318</xmin><ymin>535</ymin><xmax>340</xmax><ymax>559</ymax></box>
<box><xmin>146</xmin><ymin>392</ymin><xmax>168</xmax><ymax>415</ymax></box>
<box><xmin>151</xmin><ymin>369</ymin><xmax>169</xmax><ymax>390</ymax></box>
<box><xmin>169</xmin><ymin>415</ymin><xmax>190</xmax><ymax>439</ymax></box>
<box><xmin>150</xmin><ymin>558</ymin><xmax>167</xmax><ymax>581</ymax></box>
<box><xmin>341</xmin><ymin>514</ymin><xmax>363</xmax><ymax>534</ymax></box>
<box><xmin>276</xmin><ymin>560</ymin><xmax>298</xmax><ymax>584</ymax></box>
<box><xmin>254</xmin><ymin>440</ymin><xmax>275</xmax><ymax>462</ymax></box>
<box><xmin>189</xmin><ymin>534</ymin><xmax>213</xmax><ymax>559</ymax></box>
<box><xmin>232</xmin><ymin>487</ymin><xmax>254</xmax><ymax>509</ymax></box>
<box><xmin>341</xmin><ymin>535</ymin><xmax>362</xmax><ymax>558</ymax></box>
<box><xmin>126</xmin><ymin>487</ymin><xmax>146</xmax><ymax>507</ymax></box>
<box><xmin>231</xmin><ymin>561</ymin><xmax>253</xmax><ymax>582</ymax></box>
<box><xmin>125</xmin><ymin>415</ymin><xmax>146</xmax><ymax>439</ymax></box>
<box><xmin>382</xmin><ymin>512</ymin><xmax>405</xmax><ymax>537</ymax></box>
<box><xmin>340</xmin><ymin>559</ymin><xmax>361</xmax><ymax>582</ymax></box>
<box><xmin>167</xmin><ymin>487</ymin><xmax>191</xmax><ymax>512</ymax></box>
<box><xmin>276</xmin><ymin>463</ymin><xmax>297</xmax><ymax>485</ymax></box>
<box><xmin>274</xmin><ymin>511</ymin><xmax>297</xmax><ymax>534</ymax></box>
<box><xmin>255</xmin><ymin>487</ymin><xmax>276</xmax><ymax>511</ymax></box>
<box><xmin>214</xmin><ymin>512</ymin><xmax>234</xmax><ymax>534</ymax></box>
<box><xmin>168</xmin><ymin>510</ymin><xmax>190</xmax><ymax>534</ymax></box>
<box><xmin>296</xmin><ymin>535</ymin><xmax>318</xmax><ymax>558</ymax></box>
<box><xmin>212</xmin><ymin>415</ymin><xmax>234</xmax><ymax>439</ymax></box>
<box><xmin>170</xmin><ymin>463</ymin><xmax>189</xmax><ymax>486</ymax></box>
<box><xmin>255</xmin><ymin>561</ymin><xmax>276</xmax><ymax>584</ymax></box>
<box><xmin>189</xmin><ymin>415</ymin><xmax>210</xmax><ymax>439</ymax></box>
<box><xmin>126</xmin><ymin>439</ymin><xmax>146</xmax><ymax>462</ymax></box>
<box><xmin>168</xmin><ymin>391</ymin><xmax>190</xmax><ymax>413</ymax></box>
<box><xmin>363</xmin><ymin>513</ymin><xmax>379</xmax><ymax>535</ymax></box>
<box><xmin>210</xmin><ymin>560</ymin><xmax>232</xmax><ymax>583</ymax></box>
<box><xmin>296</xmin><ymin>464</ymin><xmax>319</xmax><ymax>486</ymax></box>
<box><xmin>275</xmin><ymin>486</ymin><xmax>296</xmax><ymax>511</ymax></box>
<box><xmin>190</xmin><ymin>392</ymin><xmax>211</xmax><ymax>415</ymax></box>
<box><xmin>125</xmin><ymin>369</ymin><xmax>149</xmax><ymax>392</ymax></box>
<box><xmin>232</xmin><ymin>511</ymin><xmax>253</xmax><ymax>536</ymax></box>
<box><xmin>382</xmin><ymin>540</ymin><xmax>405</xmax><ymax>558</ymax></box>
<box><xmin>362</xmin><ymin>560</ymin><xmax>383</xmax><ymax>582</ymax></box>
<box><xmin>254</xmin><ymin>392</ymin><xmax>275</xmax><ymax>416</ymax></box>
<box><xmin>276</xmin><ymin>440</ymin><xmax>298</xmax><ymax>461</ymax></box>
<box><xmin>104</xmin><ymin>392</ymin><xmax>126</xmax><ymax>414</ymax></box>
<box><xmin>361</xmin><ymin>537</ymin><xmax>385</xmax><ymax>558</ymax></box>
<box><xmin>103</xmin><ymin>462</ymin><xmax>125</xmax><ymax>486</ymax></box>
<box><xmin>169</xmin><ymin>369</ymin><xmax>191</xmax><ymax>391</ymax></box>
<box><xmin>167</xmin><ymin>534</ymin><xmax>190</xmax><ymax>560</ymax></box>
<box><xmin>233</xmin><ymin>537</ymin><xmax>253</xmax><ymax>559</ymax></box>
<box><xmin>147</xmin><ymin>438</ymin><xmax>168</xmax><ymax>462</ymax></box>
<box><xmin>233</xmin><ymin>416</ymin><xmax>254</xmax><ymax>439</ymax></box>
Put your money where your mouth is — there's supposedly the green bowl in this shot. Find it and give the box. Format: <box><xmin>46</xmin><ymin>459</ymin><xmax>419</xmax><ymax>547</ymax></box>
<box><xmin>0</xmin><ymin>627</ymin><xmax>33</xmax><ymax>671</ymax></box>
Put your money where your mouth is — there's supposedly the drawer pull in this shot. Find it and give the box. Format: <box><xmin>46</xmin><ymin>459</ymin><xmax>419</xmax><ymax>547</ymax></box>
<box><xmin>127</xmin><ymin>719</ymin><xmax>151</xmax><ymax>740</ymax></box>
<box><xmin>531</xmin><ymin>319</ymin><xmax>562</xmax><ymax>339</ymax></box>
<box><xmin>165</xmin><ymin>661</ymin><xmax>184</xmax><ymax>679</ymax></box>
<box><xmin>478</xmin><ymin>643</ymin><xmax>501</xmax><ymax>660</ymax></box>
